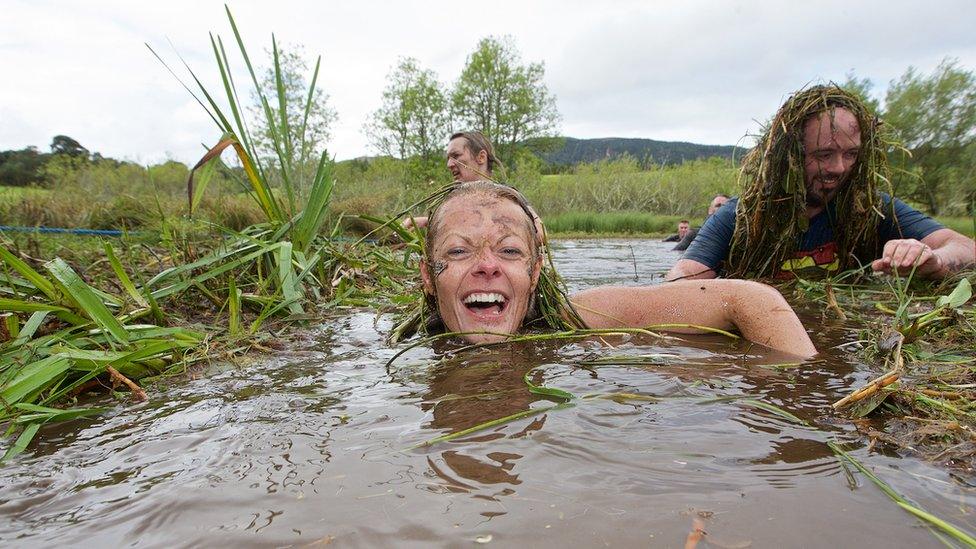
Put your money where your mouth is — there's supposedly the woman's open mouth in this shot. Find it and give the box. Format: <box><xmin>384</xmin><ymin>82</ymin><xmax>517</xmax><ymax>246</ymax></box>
<box><xmin>462</xmin><ymin>292</ymin><xmax>508</xmax><ymax>316</ymax></box>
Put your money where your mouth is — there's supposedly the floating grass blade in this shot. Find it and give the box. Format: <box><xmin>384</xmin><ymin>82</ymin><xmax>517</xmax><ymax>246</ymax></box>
<box><xmin>408</xmin><ymin>403</ymin><xmax>572</xmax><ymax>449</ymax></box>
<box><xmin>523</xmin><ymin>366</ymin><xmax>575</xmax><ymax>401</ymax></box>
<box><xmin>828</xmin><ymin>441</ymin><xmax>976</xmax><ymax>547</ymax></box>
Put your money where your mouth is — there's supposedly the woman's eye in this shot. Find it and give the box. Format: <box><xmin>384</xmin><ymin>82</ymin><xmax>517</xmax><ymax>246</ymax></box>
<box><xmin>500</xmin><ymin>247</ymin><xmax>524</xmax><ymax>257</ymax></box>
<box><xmin>446</xmin><ymin>248</ymin><xmax>468</xmax><ymax>257</ymax></box>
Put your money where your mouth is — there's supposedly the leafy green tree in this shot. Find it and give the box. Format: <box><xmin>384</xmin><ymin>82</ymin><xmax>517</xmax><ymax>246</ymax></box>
<box><xmin>884</xmin><ymin>58</ymin><xmax>976</xmax><ymax>214</ymax></box>
<box><xmin>50</xmin><ymin>135</ymin><xmax>89</xmax><ymax>158</ymax></box>
<box><xmin>0</xmin><ymin>147</ymin><xmax>49</xmax><ymax>186</ymax></box>
<box><xmin>249</xmin><ymin>43</ymin><xmax>337</xmax><ymax>179</ymax></box>
<box><xmin>451</xmin><ymin>36</ymin><xmax>560</xmax><ymax>166</ymax></box>
<box><xmin>840</xmin><ymin>71</ymin><xmax>881</xmax><ymax>114</ymax></box>
<box><xmin>365</xmin><ymin>57</ymin><xmax>450</xmax><ymax>166</ymax></box>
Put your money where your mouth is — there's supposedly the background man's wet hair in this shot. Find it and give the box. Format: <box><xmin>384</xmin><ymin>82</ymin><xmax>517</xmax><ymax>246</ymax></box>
<box><xmin>726</xmin><ymin>84</ymin><xmax>889</xmax><ymax>278</ymax></box>
<box><xmin>450</xmin><ymin>131</ymin><xmax>499</xmax><ymax>175</ymax></box>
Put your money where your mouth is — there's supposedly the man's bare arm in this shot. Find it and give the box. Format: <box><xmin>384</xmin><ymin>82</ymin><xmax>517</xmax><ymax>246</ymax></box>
<box><xmin>871</xmin><ymin>228</ymin><xmax>976</xmax><ymax>278</ymax></box>
<box><xmin>665</xmin><ymin>258</ymin><xmax>718</xmax><ymax>281</ymax></box>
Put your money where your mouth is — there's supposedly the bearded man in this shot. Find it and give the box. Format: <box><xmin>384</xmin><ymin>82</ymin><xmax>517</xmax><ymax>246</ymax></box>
<box><xmin>666</xmin><ymin>85</ymin><xmax>975</xmax><ymax>280</ymax></box>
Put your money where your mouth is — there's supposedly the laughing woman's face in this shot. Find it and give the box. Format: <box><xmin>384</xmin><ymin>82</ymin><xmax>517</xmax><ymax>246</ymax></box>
<box><xmin>422</xmin><ymin>193</ymin><xmax>541</xmax><ymax>343</ymax></box>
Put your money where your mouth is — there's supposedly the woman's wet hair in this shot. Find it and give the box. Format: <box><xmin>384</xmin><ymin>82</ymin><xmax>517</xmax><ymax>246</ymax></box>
<box><xmin>450</xmin><ymin>131</ymin><xmax>500</xmax><ymax>176</ymax></box>
<box><xmin>421</xmin><ymin>180</ymin><xmax>541</xmax><ymax>333</ymax></box>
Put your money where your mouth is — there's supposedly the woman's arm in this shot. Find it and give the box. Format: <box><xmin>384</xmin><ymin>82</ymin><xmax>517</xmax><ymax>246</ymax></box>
<box><xmin>570</xmin><ymin>279</ymin><xmax>816</xmax><ymax>357</ymax></box>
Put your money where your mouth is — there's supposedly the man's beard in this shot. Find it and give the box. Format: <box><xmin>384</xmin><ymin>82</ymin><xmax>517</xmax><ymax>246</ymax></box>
<box><xmin>805</xmin><ymin>189</ymin><xmax>827</xmax><ymax>208</ymax></box>
<box><xmin>805</xmin><ymin>179</ymin><xmax>841</xmax><ymax>209</ymax></box>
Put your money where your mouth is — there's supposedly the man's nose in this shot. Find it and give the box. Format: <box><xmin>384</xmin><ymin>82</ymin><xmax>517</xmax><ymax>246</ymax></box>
<box><xmin>825</xmin><ymin>153</ymin><xmax>847</xmax><ymax>174</ymax></box>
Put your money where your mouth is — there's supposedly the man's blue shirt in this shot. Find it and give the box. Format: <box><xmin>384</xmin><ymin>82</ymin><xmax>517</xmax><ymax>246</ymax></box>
<box><xmin>682</xmin><ymin>194</ymin><xmax>944</xmax><ymax>272</ymax></box>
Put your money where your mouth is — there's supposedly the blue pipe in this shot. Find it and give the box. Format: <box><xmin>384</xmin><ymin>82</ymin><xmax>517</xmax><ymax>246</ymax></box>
<box><xmin>0</xmin><ymin>225</ymin><xmax>136</xmax><ymax>237</ymax></box>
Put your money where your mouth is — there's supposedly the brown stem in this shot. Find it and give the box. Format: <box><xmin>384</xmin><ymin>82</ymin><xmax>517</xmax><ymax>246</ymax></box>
<box><xmin>107</xmin><ymin>366</ymin><xmax>148</xmax><ymax>402</ymax></box>
<box><xmin>825</xmin><ymin>284</ymin><xmax>847</xmax><ymax>320</ymax></box>
<box><xmin>832</xmin><ymin>370</ymin><xmax>900</xmax><ymax>410</ymax></box>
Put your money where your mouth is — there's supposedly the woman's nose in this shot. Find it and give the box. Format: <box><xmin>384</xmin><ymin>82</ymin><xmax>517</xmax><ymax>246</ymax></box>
<box><xmin>473</xmin><ymin>250</ymin><xmax>501</xmax><ymax>277</ymax></box>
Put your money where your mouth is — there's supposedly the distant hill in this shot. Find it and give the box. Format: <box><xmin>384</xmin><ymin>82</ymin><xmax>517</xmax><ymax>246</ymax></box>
<box><xmin>534</xmin><ymin>137</ymin><xmax>746</xmax><ymax>167</ymax></box>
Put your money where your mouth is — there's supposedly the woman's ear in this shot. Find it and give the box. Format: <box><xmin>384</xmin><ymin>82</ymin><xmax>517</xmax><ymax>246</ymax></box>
<box><xmin>420</xmin><ymin>260</ymin><xmax>435</xmax><ymax>295</ymax></box>
<box><xmin>530</xmin><ymin>255</ymin><xmax>543</xmax><ymax>290</ymax></box>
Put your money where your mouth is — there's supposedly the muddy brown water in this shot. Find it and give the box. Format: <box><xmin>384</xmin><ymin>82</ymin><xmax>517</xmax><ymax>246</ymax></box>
<box><xmin>1</xmin><ymin>239</ymin><xmax>973</xmax><ymax>547</ymax></box>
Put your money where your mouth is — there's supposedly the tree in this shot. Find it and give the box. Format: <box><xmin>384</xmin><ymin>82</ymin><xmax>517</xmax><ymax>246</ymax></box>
<box><xmin>0</xmin><ymin>147</ymin><xmax>49</xmax><ymax>186</ymax></box>
<box><xmin>884</xmin><ymin>58</ymin><xmax>976</xmax><ymax>214</ymax></box>
<box><xmin>248</xmin><ymin>43</ymin><xmax>337</xmax><ymax>179</ymax></box>
<box><xmin>364</xmin><ymin>57</ymin><xmax>450</xmax><ymax>165</ymax></box>
<box><xmin>50</xmin><ymin>135</ymin><xmax>89</xmax><ymax>158</ymax></box>
<box><xmin>839</xmin><ymin>71</ymin><xmax>881</xmax><ymax>115</ymax></box>
<box><xmin>451</xmin><ymin>36</ymin><xmax>560</xmax><ymax>167</ymax></box>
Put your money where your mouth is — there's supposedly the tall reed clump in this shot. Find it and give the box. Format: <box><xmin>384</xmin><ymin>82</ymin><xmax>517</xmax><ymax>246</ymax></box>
<box><xmin>146</xmin><ymin>6</ymin><xmax>353</xmax><ymax>322</ymax></box>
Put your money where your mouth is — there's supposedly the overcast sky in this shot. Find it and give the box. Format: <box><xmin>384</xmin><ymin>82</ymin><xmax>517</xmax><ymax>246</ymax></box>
<box><xmin>2</xmin><ymin>0</ymin><xmax>974</xmax><ymax>165</ymax></box>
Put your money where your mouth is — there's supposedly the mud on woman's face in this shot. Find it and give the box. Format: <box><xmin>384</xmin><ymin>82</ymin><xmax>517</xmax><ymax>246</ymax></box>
<box><xmin>422</xmin><ymin>195</ymin><xmax>540</xmax><ymax>343</ymax></box>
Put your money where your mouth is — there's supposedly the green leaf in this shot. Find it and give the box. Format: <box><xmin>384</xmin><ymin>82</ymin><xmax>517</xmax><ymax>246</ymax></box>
<box><xmin>0</xmin><ymin>356</ymin><xmax>72</xmax><ymax>407</ymax></box>
<box><xmin>45</xmin><ymin>258</ymin><xmax>129</xmax><ymax>343</ymax></box>
<box><xmin>13</xmin><ymin>403</ymin><xmax>109</xmax><ymax>424</ymax></box>
<box><xmin>293</xmin><ymin>152</ymin><xmax>334</xmax><ymax>252</ymax></box>
<box><xmin>0</xmin><ymin>246</ymin><xmax>59</xmax><ymax>301</ymax></box>
<box><xmin>104</xmin><ymin>243</ymin><xmax>148</xmax><ymax>308</ymax></box>
<box><xmin>522</xmin><ymin>367</ymin><xmax>576</xmax><ymax>402</ymax></box>
<box><xmin>276</xmin><ymin>241</ymin><xmax>304</xmax><ymax>315</ymax></box>
<box><xmin>935</xmin><ymin>278</ymin><xmax>972</xmax><ymax>309</ymax></box>
<box><xmin>228</xmin><ymin>276</ymin><xmax>241</xmax><ymax>336</ymax></box>
<box><xmin>1</xmin><ymin>423</ymin><xmax>40</xmax><ymax>462</ymax></box>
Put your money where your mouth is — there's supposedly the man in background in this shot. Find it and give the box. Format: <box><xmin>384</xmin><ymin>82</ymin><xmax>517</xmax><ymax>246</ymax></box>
<box><xmin>672</xmin><ymin>194</ymin><xmax>730</xmax><ymax>251</ymax></box>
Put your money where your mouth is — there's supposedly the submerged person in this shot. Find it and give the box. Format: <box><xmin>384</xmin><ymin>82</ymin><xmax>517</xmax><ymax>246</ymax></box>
<box><xmin>413</xmin><ymin>180</ymin><xmax>817</xmax><ymax>357</ymax></box>
<box><xmin>662</xmin><ymin>220</ymin><xmax>692</xmax><ymax>243</ymax></box>
<box><xmin>667</xmin><ymin>86</ymin><xmax>975</xmax><ymax>281</ymax></box>
<box><xmin>672</xmin><ymin>194</ymin><xmax>730</xmax><ymax>252</ymax></box>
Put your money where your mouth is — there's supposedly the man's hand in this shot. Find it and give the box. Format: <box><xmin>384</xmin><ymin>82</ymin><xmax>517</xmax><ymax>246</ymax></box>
<box><xmin>872</xmin><ymin>238</ymin><xmax>943</xmax><ymax>277</ymax></box>
<box><xmin>872</xmin><ymin>229</ymin><xmax>976</xmax><ymax>279</ymax></box>
<box><xmin>401</xmin><ymin>216</ymin><xmax>429</xmax><ymax>231</ymax></box>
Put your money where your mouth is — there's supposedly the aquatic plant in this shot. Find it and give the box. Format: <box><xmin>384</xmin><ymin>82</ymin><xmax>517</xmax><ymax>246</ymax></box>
<box><xmin>146</xmin><ymin>7</ymin><xmax>340</xmax><ymax>319</ymax></box>
<box><xmin>0</xmin><ymin>243</ymin><xmax>202</xmax><ymax>461</ymax></box>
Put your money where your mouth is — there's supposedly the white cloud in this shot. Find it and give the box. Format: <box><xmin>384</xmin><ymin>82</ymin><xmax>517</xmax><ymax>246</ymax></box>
<box><xmin>1</xmin><ymin>0</ymin><xmax>974</xmax><ymax>164</ymax></box>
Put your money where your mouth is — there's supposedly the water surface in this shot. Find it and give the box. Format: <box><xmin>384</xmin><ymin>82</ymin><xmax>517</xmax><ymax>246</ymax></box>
<box><xmin>1</xmin><ymin>239</ymin><xmax>971</xmax><ymax>547</ymax></box>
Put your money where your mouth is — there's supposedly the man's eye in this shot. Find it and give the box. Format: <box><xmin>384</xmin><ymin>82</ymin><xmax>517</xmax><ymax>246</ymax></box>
<box><xmin>446</xmin><ymin>248</ymin><xmax>468</xmax><ymax>257</ymax></box>
<box><xmin>500</xmin><ymin>247</ymin><xmax>524</xmax><ymax>257</ymax></box>
<box><xmin>844</xmin><ymin>151</ymin><xmax>859</xmax><ymax>160</ymax></box>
